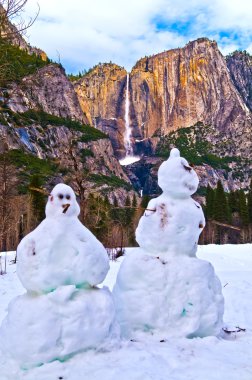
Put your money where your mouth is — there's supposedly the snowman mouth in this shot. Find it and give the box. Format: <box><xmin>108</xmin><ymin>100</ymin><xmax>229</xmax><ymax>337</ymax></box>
<box><xmin>62</xmin><ymin>204</ymin><xmax>70</xmax><ymax>213</ymax></box>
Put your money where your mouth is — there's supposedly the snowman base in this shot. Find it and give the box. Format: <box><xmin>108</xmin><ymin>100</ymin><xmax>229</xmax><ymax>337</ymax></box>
<box><xmin>113</xmin><ymin>250</ymin><xmax>224</xmax><ymax>340</ymax></box>
<box><xmin>0</xmin><ymin>286</ymin><xmax>119</xmax><ymax>369</ymax></box>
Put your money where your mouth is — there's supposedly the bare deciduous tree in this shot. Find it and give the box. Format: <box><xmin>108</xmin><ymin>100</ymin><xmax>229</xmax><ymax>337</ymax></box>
<box><xmin>0</xmin><ymin>139</ymin><xmax>19</xmax><ymax>273</ymax></box>
<box><xmin>0</xmin><ymin>0</ymin><xmax>39</xmax><ymax>41</ymax></box>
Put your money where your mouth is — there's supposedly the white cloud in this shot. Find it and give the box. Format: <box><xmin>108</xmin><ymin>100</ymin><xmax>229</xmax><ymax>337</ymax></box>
<box><xmin>20</xmin><ymin>0</ymin><xmax>252</xmax><ymax>73</ymax></box>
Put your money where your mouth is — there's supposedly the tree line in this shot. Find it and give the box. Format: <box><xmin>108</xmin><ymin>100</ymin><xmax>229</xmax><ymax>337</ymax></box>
<box><xmin>0</xmin><ymin>145</ymin><xmax>141</xmax><ymax>259</ymax></box>
<box><xmin>1</xmin><ymin>149</ymin><xmax>252</xmax><ymax>273</ymax></box>
<box><xmin>200</xmin><ymin>180</ymin><xmax>252</xmax><ymax>244</ymax></box>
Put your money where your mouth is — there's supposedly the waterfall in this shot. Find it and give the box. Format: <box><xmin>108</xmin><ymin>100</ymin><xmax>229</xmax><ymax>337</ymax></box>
<box><xmin>123</xmin><ymin>73</ymin><xmax>133</xmax><ymax>156</ymax></box>
<box><xmin>119</xmin><ymin>73</ymin><xmax>140</xmax><ymax>166</ymax></box>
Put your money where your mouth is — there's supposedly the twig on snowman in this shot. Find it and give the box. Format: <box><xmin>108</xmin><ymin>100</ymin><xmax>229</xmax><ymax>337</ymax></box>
<box><xmin>62</xmin><ymin>204</ymin><xmax>70</xmax><ymax>214</ymax></box>
<box><xmin>222</xmin><ymin>326</ymin><xmax>246</xmax><ymax>334</ymax></box>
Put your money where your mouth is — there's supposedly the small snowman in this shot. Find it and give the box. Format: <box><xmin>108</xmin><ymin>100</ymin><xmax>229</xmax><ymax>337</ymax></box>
<box><xmin>113</xmin><ymin>149</ymin><xmax>224</xmax><ymax>340</ymax></box>
<box><xmin>17</xmin><ymin>183</ymin><xmax>110</xmax><ymax>293</ymax></box>
<box><xmin>0</xmin><ymin>184</ymin><xmax>119</xmax><ymax>368</ymax></box>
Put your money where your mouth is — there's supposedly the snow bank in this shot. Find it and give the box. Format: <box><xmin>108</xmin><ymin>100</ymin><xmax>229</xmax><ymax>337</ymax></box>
<box><xmin>0</xmin><ymin>246</ymin><xmax>252</xmax><ymax>380</ymax></box>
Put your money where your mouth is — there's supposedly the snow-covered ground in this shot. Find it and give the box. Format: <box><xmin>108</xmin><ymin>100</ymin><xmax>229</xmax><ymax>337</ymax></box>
<box><xmin>119</xmin><ymin>155</ymin><xmax>140</xmax><ymax>165</ymax></box>
<box><xmin>0</xmin><ymin>244</ymin><xmax>252</xmax><ymax>380</ymax></box>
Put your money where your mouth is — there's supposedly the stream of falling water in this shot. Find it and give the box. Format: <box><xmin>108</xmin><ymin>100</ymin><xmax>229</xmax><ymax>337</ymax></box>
<box><xmin>124</xmin><ymin>73</ymin><xmax>133</xmax><ymax>156</ymax></box>
<box><xmin>119</xmin><ymin>73</ymin><xmax>140</xmax><ymax>166</ymax></box>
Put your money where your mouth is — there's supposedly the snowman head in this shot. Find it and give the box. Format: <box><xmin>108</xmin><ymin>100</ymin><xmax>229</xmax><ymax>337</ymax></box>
<box><xmin>158</xmin><ymin>148</ymin><xmax>199</xmax><ymax>198</ymax></box>
<box><xmin>45</xmin><ymin>183</ymin><xmax>80</xmax><ymax>218</ymax></box>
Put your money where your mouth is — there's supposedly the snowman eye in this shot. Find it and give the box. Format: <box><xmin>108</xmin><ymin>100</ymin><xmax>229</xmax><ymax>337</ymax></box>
<box><xmin>58</xmin><ymin>194</ymin><xmax>64</xmax><ymax>200</ymax></box>
<box><xmin>183</xmin><ymin>164</ymin><xmax>192</xmax><ymax>172</ymax></box>
<box><xmin>66</xmin><ymin>194</ymin><xmax>71</xmax><ymax>200</ymax></box>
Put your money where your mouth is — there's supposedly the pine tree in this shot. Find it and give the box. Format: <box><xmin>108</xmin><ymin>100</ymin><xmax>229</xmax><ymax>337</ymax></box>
<box><xmin>104</xmin><ymin>194</ymin><xmax>110</xmax><ymax>206</ymax></box>
<box><xmin>205</xmin><ymin>184</ymin><xmax>215</xmax><ymax>220</ymax></box>
<box><xmin>113</xmin><ymin>196</ymin><xmax>118</xmax><ymax>208</ymax></box>
<box><xmin>84</xmin><ymin>194</ymin><xmax>111</xmax><ymax>240</ymax></box>
<box><xmin>239</xmin><ymin>190</ymin><xmax>249</xmax><ymax>226</ymax></box>
<box><xmin>228</xmin><ymin>190</ymin><xmax>240</xmax><ymax>214</ymax></box>
<box><xmin>213</xmin><ymin>180</ymin><xmax>231</xmax><ymax>223</ymax></box>
<box><xmin>29</xmin><ymin>175</ymin><xmax>45</xmax><ymax>225</ymax></box>
<box><xmin>132</xmin><ymin>193</ymin><xmax>137</xmax><ymax>208</ymax></box>
<box><xmin>140</xmin><ymin>195</ymin><xmax>150</xmax><ymax>209</ymax></box>
<box><xmin>125</xmin><ymin>195</ymin><xmax>132</xmax><ymax>226</ymax></box>
<box><xmin>248</xmin><ymin>179</ymin><xmax>252</xmax><ymax>223</ymax></box>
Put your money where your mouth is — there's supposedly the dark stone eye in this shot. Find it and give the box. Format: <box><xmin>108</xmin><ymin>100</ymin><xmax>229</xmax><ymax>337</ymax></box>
<box><xmin>66</xmin><ymin>194</ymin><xmax>71</xmax><ymax>200</ymax></box>
<box><xmin>58</xmin><ymin>194</ymin><xmax>64</xmax><ymax>200</ymax></box>
<box><xmin>183</xmin><ymin>164</ymin><xmax>192</xmax><ymax>172</ymax></box>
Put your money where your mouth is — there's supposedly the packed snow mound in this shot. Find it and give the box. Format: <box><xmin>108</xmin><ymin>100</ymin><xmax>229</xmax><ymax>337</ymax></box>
<box><xmin>0</xmin><ymin>286</ymin><xmax>119</xmax><ymax>368</ymax></box>
<box><xmin>136</xmin><ymin>194</ymin><xmax>205</xmax><ymax>256</ymax></box>
<box><xmin>113</xmin><ymin>250</ymin><xmax>224</xmax><ymax>340</ymax></box>
<box><xmin>158</xmin><ymin>148</ymin><xmax>199</xmax><ymax>197</ymax></box>
<box><xmin>17</xmin><ymin>184</ymin><xmax>109</xmax><ymax>292</ymax></box>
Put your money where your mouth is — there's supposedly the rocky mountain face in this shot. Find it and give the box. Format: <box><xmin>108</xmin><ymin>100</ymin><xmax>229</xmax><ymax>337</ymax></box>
<box><xmin>0</xmin><ymin>115</ymin><xmax>133</xmax><ymax>205</ymax></box>
<box><xmin>75</xmin><ymin>39</ymin><xmax>251</xmax><ymax>157</ymax></box>
<box><xmin>0</xmin><ymin>55</ymin><xmax>134</xmax><ymax>205</ymax></box>
<box><xmin>74</xmin><ymin>38</ymin><xmax>252</xmax><ymax>192</ymax></box>
<box><xmin>74</xmin><ymin>64</ymin><xmax>128</xmax><ymax>158</ymax></box>
<box><xmin>130</xmin><ymin>39</ymin><xmax>249</xmax><ymax>138</ymax></box>
<box><xmin>8</xmin><ymin>64</ymin><xmax>87</xmax><ymax>123</ymax></box>
<box><xmin>226</xmin><ymin>51</ymin><xmax>252</xmax><ymax>113</ymax></box>
<box><xmin>1</xmin><ymin>28</ymin><xmax>251</xmax><ymax>202</ymax></box>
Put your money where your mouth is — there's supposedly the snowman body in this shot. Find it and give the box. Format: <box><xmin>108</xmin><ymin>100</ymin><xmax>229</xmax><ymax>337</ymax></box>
<box><xmin>136</xmin><ymin>194</ymin><xmax>204</xmax><ymax>258</ymax></box>
<box><xmin>0</xmin><ymin>184</ymin><xmax>119</xmax><ymax>368</ymax></box>
<box><xmin>113</xmin><ymin>149</ymin><xmax>224</xmax><ymax>340</ymax></box>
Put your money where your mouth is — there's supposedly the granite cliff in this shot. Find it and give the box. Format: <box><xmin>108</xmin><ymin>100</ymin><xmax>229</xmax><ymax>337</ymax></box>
<box><xmin>1</xmin><ymin>30</ymin><xmax>251</xmax><ymax>199</ymax></box>
<box><xmin>74</xmin><ymin>63</ymin><xmax>128</xmax><ymax>158</ymax></box>
<box><xmin>8</xmin><ymin>64</ymin><xmax>87</xmax><ymax>123</ymax></box>
<box><xmin>130</xmin><ymin>39</ymin><xmax>251</xmax><ymax>156</ymax></box>
<box><xmin>0</xmin><ymin>50</ymin><xmax>134</xmax><ymax>206</ymax></box>
<box><xmin>74</xmin><ymin>38</ymin><xmax>252</xmax><ymax>191</ymax></box>
<box><xmin>226</xmin><ymin>50</ymin><xmax>252</xmax><ymax>113</ymax></box>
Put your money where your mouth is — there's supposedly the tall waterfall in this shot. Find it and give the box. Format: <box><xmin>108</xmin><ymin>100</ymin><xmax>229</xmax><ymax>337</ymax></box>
<box><xmin>120</xmin><ymin>73</ymin><xmax>140</xmax><ymax>166</ymax></box>
<box><xmin>123</xmin><ymin>73</ymin><xmax>133</xmax><ymax>156</ymax></box>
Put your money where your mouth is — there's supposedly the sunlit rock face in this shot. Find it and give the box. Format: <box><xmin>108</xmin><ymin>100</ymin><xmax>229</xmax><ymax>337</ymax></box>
<box><xmin>74</xmin><ymin>63</ymin><xmax>130</xmax><ymax>159</ymax></box>
<box><xmin>74</xmin><ymin>38</ymin><xmax>252</xmax><ymax>162</ymax></box>
<box><xmin>130</xmin><ymin>39</ymin><xmax>250</xmax><ymax>144</ymax></box>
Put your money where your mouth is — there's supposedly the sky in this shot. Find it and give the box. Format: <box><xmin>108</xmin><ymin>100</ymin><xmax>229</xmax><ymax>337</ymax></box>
<box><xmin>21</xmin><ymin>0</ymin><xmax>252</xmax><ymax>74</ymax></box>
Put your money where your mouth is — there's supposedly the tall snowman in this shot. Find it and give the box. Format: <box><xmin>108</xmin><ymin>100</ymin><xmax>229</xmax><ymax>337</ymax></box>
<box><xmin>113</xmin><ymin>148</ymin><xmax>224</xmax><ymax>340</ymax></box>
<box><xmin>0</xmin><ymin>184</ymin><xmax>119</xmax><ymax>369</ymax></box>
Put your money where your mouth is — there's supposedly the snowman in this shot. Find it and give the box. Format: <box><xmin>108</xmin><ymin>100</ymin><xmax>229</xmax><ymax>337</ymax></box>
<box><xmin>0</xmin><ymin>184</ymin><xmax>119</xmax><ymax>368</ymax></box>
<box><xmin>113</xmin><ymin>148</ymin><xmax>224</xmax><ymax>340</ymax></box>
